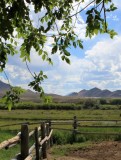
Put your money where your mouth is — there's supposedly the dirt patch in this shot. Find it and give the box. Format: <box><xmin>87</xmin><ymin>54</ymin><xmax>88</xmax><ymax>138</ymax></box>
<box><xmin>47</xmin><ymin>155</ymin><xmax>87</xmax><ymax>160</ymax></box>
<box><xmin>48</xmin><ymin>141</ymin><xmax>121</xmax><ymax>160</ymax></box>
<box><xmin>69</xmin><ymin>141</ymin><xmax>121</xmax><ymax>160</ymax></box>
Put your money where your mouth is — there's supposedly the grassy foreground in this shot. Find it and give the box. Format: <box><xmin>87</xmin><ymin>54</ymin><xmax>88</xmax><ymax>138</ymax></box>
<box><xmin>50</xmin><ymin>142</ymin><xmax>92</xmax><ymax>158</ymax></box>
<box><xmin>0</xmin><ymin>131</ymin><xmax>19</xmax><ymax>160</ymax></box>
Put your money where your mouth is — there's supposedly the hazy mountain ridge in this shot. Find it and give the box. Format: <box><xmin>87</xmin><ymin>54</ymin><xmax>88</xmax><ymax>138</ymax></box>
<box><xmin>0</xmin><ymin>81</ymin><xmax>11</xmax><ymax>98</ymax></box>
<box><xmin>68</xmin><ymin>87</ymin><xmax>121</xmax><ymax>98</ymax></box>
<box><xmin>1</xmin><ymin>80</ymin><xmax>121</xmax><ymax>99</ymax></box>
<box><xmin>0</xmin><ymin>81</ymin><xmax>10</xmax><ymax>92</ymax></box>
<box><xmin>0</xmin><ymin>81</ymin><xmax>62</xmax><ymax>102</ymax></box>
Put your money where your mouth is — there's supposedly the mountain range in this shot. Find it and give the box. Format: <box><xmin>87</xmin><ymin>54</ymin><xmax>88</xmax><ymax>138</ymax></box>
<box><xmin>1</xmin><ymin>80</ymin><xmax>121</xmax><ymax>99</ymax></box>
<box><xmin>0</xmin><ymin>80</ymin><xmax>63</xmax><ymax>102</ymax></box>
<box><xmin>0</xmin><ymin>81</ymin><xmax>10</xmax><ymax>97</ymax></box>
<box><xmin>68</xmin><ymin>87</ymin><xmax>121</xmax><ymax>98</ymax></box>
<box><xmin>0</xmin><ymin>80</ymin><xmax>10</xmax><ymax>91</ymax></box>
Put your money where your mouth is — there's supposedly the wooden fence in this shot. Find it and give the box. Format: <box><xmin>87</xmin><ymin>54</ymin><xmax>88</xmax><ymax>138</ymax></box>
<box><xmin>1</xmin><ymin>116</ymin><xmax>121</xmax><ymax>159</ymax></box>
<box><xmin>0</xmin><ymin>122</ymin><xmax>53</xmax><ymax>160</ymax></box>
<box><xmin>52</xmin><ymin>116</ymin><xmax>121</xmax><ymax>137</ymax></box>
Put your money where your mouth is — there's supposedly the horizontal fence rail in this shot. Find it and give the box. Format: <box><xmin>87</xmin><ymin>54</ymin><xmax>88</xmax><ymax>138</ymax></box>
<box><xmin>76</xmin><ymin>131</ymin><xmax>121</xmax><ymax>135</ymax></box>
<box><xmin>0</xmin><ymin>118</ymin><xmax>121</xmax><ymax>128</ymax></box>
<box><xmin>0</xmin><ymin>132</ymin><xmax>21</xmax><ymax>150</ymax></box>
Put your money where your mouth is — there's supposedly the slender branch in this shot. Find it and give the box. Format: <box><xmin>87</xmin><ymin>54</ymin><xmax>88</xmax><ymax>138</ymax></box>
<box><xmin>4</xmin><ymin>71</ymin><xmax>11</xmax><ymax>88</ymax></box>
<box><xmin>25</xmin><ymin>60</ymin><xmax>34</xmax><ymax>78</ymax></box>
<box><xmin>73</xmin><ymin>1</ymin><xmax>82</xmax><ymax>28</ymax></box>
<box><xmin>72</xmin><ymin>0</ymin><xmax>84</xmax><ymax>8</ymax></box>
<box><xmin>103</xmin><ymin>0</ymin><xmax>107</xmax><ymax>32</ymax></box>
<box><xmin>69</xmin><ymin>0</ymin><xmax>95</xmax><ymax>18</ymax></box>
<box><xmin>4</xmin><ymin>71</ymin><xmax>13</xmax><ymax>94</ymax></box>
<box><xmin>99</xmin><ymin>1</ymin><xmax>104</xmax><ymax>13</ymax></box>
<box><xmin>75</xmin><ymin>16</ymin><xmax>84</xmax><ymax>24</ymax></box>
<box><xmin>45</xmin><ymin>34</ymin><xmax>59</xmax><ymax>37</ymax></box>
<box><xmin>55</xmin><ymin>22</ymin><xmax>60</xmax><ymax>34</ymax></box>
<box><xmin>37</xmin><ymin>15</ymin><xmax>40</xmax><ymax>29</ymax></box>
<box><xmin>94</xmin><ymin>0</ymin><xmax>103</xmax><ymax>10</ymax></box>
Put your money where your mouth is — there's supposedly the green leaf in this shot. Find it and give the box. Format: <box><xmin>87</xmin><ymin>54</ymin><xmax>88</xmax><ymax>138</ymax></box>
<box><xmin>73</xmin><ymin>42</ymin><xmax>76</xmax><ymax>48</ymax></box>
<box><xmin>94</xmin><ymin>29</ymin><xmax>98</xmax><ymax>35</ymax></box>
<box><xmin>65</xmin><ymin>57</ymin><xmax>71</xmax><ymax>64</ymax></box>
<box><xmin>52</xmin><ymin>45</ymin><xmax>58</xmax><ymax>54</ymax></box>
<box><xmin>61</xmin><ymin>55</ymin><xmax>65</xmax><ymax>61</ymax></box>
<box><xmin>39</xmin><ymin>49</ymin><xmax>43</xmax><ymax>55</ymax></box>
<box><xmin>64</xmin><ymin>50</ymin><xmax>70</xmax><ymax>56</ymax></box>
<box><xmin>42</xmin><ymin>54</ymin><xmax>46</xmax><ymax>61</ymax></box>
<box><xmin>108</xmin><ymin>30</ymin><xmax>117</xmax><ymax>39</ymax></box>
<box><xmin>40</xmin><ymin>71</ymin><xmax>43</xmax><ymax>75</ymax></box>
<box><xmin>43</xmin><ymin>75</ymin><xmax>48</xmax><ymax>79</ymax></box>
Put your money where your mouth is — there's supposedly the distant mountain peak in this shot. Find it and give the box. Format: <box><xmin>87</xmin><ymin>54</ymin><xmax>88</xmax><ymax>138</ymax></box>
<box><xmin>90</xmin><ymin>87</ymin><xmax>101</xmax><ymax>91</ymax></box>
<box><xmin>67</xmin><ymin>92</ymin><xmax>78</xmax><ymax>96</ymax></box>
<box><xmin>0</xmin><ymin>80</ymin><xmax>10</xmax><ymax>91</ymax></box>
<box><xmin>68</xmin><ymin>87</ymin><xmax>121</xmax><ymax>98</ymax></box>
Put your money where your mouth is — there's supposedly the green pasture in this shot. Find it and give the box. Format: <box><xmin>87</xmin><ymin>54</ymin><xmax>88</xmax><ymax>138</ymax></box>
<box><xmin>0</xmin><ymin>109</ymin><xmax>121</xmax><ymax>120</ymax></box>
<box><xmin>0</xmin><ymin>109</ymin><xmax>121</xmax><ymax>130</ymax></box>
<box><xmin>1</xmin><ymin>109</ymin><xmax>121</xmax><ymax>141</ymax></box>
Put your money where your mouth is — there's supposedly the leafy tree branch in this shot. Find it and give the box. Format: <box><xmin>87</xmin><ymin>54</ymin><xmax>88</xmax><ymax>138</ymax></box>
<box><xmin>0</xmin><ymin>0</ymin><xmax>117</xmax><ymax>108</ymax></box>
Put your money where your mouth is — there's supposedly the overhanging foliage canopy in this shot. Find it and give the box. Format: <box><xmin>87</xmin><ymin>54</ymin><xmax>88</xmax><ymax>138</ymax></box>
<box><xmin>0</xmin><ymin>0</ymin><xmax>117</xmax><ymax>108</ymax></box>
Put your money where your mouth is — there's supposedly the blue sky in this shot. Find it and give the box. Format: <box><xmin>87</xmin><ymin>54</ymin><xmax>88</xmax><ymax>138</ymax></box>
<box><xmin>1</xmin><ymin>0</ymin><xmax>121</xmax><ymax>95</ymax></box>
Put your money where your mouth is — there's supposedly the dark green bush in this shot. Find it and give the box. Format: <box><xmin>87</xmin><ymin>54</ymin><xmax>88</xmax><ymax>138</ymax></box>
<box><xmin>101</xmin><ymin>105</ymin><xmax>119</xmax><ymax>110</ymax></box>
<box><xmin>115</xmin><ymin>135</ymin><xmax>121</xmax><ymax>141</ymax></box>
<box><xmin>76</xmin><ymin>134</ymin><xmax>86</xmax><ymax>143</ymax></box>
<box><xmin>110</xmin><ymin>99</ymin><xmax>121</xmax><ymax>105</ymax></box>
<box><xmin>53</xmin><ymin>131</ymin><xmax>68</xmax><ymax>144</ymax></box>
<box><xmin>52</xmin><ymin>131</ymin><xmax>87</xmax><ymax>145</ymax></box>
<box><xmin>13</xmin><ymin>102</ymin><xmax>83</xmax><ymax>110</ymax></box>
<box><xmin>100</xmin><ymin>99</ymin><xmax>107</xmax><ymax>105</ymax></box>
<box><xmin>83</xmin><ymin>99</ymin><xmax>100</xmax><ymax>109</ymax></box>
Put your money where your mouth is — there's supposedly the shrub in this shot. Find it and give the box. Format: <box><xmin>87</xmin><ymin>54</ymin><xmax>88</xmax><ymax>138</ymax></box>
<box><xmin>100</xmin><ymin>99</ymin><xmax>107</xmax><ymax>105</ymax></box>
<box><xmin>110</xmin><ymin>99</ymin><xmax>121</xmax><ymax>105</ymax></box>
<box><xmin>52</xmin><ymin>131</ymin><xmax>87</xmax><ymax>145</ymax></box>
<box><xmin>13</xmin><ymin>102</ymin><xmax>83</xmax><ymax>110</ymax></box>
<box><xmin>83</xmin><ymin>99</ymin><xmax>100</xmax><ymax>109</ymax></box>
<box><xmin>53</xmin><ymin>131</ymin><xmax>68</xmax><ymax>144</ymax></box>
<box><xmin>115</xmin><ymin>135</ymin><xmax>121</xmax><ymax>141</ymax></box>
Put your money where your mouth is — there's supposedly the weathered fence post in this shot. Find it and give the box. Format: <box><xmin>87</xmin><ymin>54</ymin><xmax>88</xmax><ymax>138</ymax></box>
<box><xmin>72</xmin><ymin>116</ymin><xmax>78</xmax><ymax>143</ymax></box>
<box><xmin>46</xmin><ymin>123</ymin><xmax>50</xmax><ymax>149</ymax></box>
<box><xmin>41</xmin><ymin>122</ymin><xmax>47</xmax><ymax>159</ymax></box>
<box><xmin>21</xmin><ymin>124</ymin><xmax>29</xmax><ymax>159</ymax></box>
<box><xmin>49</xmin><ymin>121</ymin><xmax>53</xmax><ymax>147</ymax></box>
<box><xmin>35</xmin><ymin>127</ymin><xmax>40</xmax><ymax>160</ymax></box>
